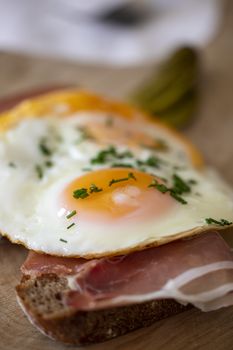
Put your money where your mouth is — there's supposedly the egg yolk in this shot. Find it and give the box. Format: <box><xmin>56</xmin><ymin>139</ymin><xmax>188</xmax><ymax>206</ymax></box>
<box><xmin>60</xmin><ymin>168</ymin><xmax>176</xmax><ymax>224</ymax></box>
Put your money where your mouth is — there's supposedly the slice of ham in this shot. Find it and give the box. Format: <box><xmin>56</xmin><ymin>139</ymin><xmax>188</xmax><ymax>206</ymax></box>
<box><xmin>22</xmin><ymin>232</ymin><xmax>233</xmax><ymax>312</ymax></box>
<box><xmin>21</xmin><ymin>252</ymin><xmax>86</xmax><ymax>277</ymax></box>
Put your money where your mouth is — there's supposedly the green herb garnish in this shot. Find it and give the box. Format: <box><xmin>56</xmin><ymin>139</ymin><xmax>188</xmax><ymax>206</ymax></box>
<box><xmin>148</xmin><ymin>180</ymin><xmax>169</xmax><ymax>193</ymax></box>
<box><xmin>67</xmin><ymin>223</ymin><xmax>75</xmax><ymax>230</ymax></box>
<box><xmin>39</xmin><ymin>138</ymin><xmax>52</xmax><ymax>156</ymax></box>
<box><xmin>128</xmin><ymin>172</ymin><xmax>136</xmax><ymax>180</ymax></box>
<box><xmin>117</xmin><ymin>150</ymin><xmax>133</xmax><ymax>159</ymax></box>
<box><xmin>172</xmin><ymin>174</ymin><xmax>191</xmax><ymax>194</ymax></box>
<box><xmin>188</xmin><ymin>179</ymin><xmax>197</xmax><ymax>185</ymax></box>
<box><xmin>66</xmin><ymin>210</ymin><xmax>77</xmax><ymax>219</ymax></box>
<box><xmin>169</xmin><ymin>191</ymin><xmax>187</xmax><ymax>204</ymax></box>
<box><xmin>91</xmin><ymin>146</ymin><xmax>133</xmax><ymax>165</ymax></box>
<box><xmin>148</xmin><ymin>174</ymin><xmax>192</xmax><ymax>205</ymax></box>
<box><xmin>35</xmin><ymin>164</ymin><xmax>43</xmax><ymax>179</ymax></box>
<box><xmin>111</xmin><ymin>163</ymin><xmax>133</xmax><ymax>168</ymax></box>
<box><xmin>205</xmin><ymin>218</ymin><xmax>232</xmax><ymax>226</ymax></box>
<box><xmin>109</xmin><ymin>172</ymin><xmax>136</xmax><ymax>186</ymax></box>
<box><xmin>73</xmin><ymin>184</ymin><xmax>102</xmax><ymax>199</ymax></box>
<box><xmin>73</xmin><ymin>188</ymin><xmax>89</xmax><ymax>199</ymax></box>
<box><xmin>91</xmin><ymin>146</ymin><xmax>116</xmax><ymax>164</ymax></box>
<box><xmin>60</xmin><ymin>238</ymin><xmax>68</xmax><ymax>243</ymax></box>
<box><xmin>137</xmin><ymin>156</ymin><xmax>161</xmax><ymax>169</ymax></box>
<box><xmin>89</xmin><ymin>184</ymin><xmax>103</xmax><ymax>193</ymax></box>
<box><xmin>45</xmin><ymin>160</ymin><xmax>53</xmax><ymax>167</ymax></box>
<box><xmin>8</xmin><ymin>162</ymin><xmax>16</xmax><ymax>168</ymax></box>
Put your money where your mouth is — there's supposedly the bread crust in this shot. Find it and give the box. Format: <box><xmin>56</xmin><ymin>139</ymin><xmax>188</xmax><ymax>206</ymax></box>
<box><xmin>16</xmin><ymin>274</ymin><xmax>191</xmax><ymax>345</ymax></box>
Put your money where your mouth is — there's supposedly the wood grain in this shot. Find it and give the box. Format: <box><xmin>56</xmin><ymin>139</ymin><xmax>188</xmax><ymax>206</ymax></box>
<box><xmin>0</xmin><ymin>1</ymin><xmax>233</xmax><ymax>349</ymax></box>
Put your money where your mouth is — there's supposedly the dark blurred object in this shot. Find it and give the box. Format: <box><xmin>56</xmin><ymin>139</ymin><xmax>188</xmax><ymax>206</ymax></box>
<box><xmin>99</xmin><ymin>2</ymin><xmax>150</xmax><ymax>26</ymax></box>
<box><xmin>130</xmin><ymin>47</ymin><xmax>200</xmax><ymax>128</ymax></box>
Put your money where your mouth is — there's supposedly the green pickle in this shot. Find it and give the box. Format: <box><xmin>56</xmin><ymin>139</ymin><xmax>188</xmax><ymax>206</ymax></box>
<box><xmin>130</xmin><ymin>47</ymin><xmax>199</xmax><ymax>128</ymax></box>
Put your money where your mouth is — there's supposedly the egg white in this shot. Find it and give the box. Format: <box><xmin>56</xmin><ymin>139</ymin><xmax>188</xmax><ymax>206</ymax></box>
<box><xmin>0</xmin><ymin>112</ymin><xmax>232</xmax><ymax>257</ymax></box>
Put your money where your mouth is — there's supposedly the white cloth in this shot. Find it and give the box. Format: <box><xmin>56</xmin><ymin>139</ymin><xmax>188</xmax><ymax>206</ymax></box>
<box><xmin>0</xmin><ymin>0</ymin><xmax>223</xmax><ymax>66</ymax></box>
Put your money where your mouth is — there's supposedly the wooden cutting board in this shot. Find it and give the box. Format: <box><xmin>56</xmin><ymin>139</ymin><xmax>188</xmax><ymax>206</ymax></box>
<box><xmin>0</xmin><ymin>3</ymin><xmax>233</xmax><ymax>347</ymax></box>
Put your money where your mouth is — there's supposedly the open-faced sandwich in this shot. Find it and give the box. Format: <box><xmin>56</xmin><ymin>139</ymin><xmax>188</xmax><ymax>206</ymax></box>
<box><xmin>0</xmin><ymin>90</ymin><xmax>233</xmax><ymax>345</ymax></box>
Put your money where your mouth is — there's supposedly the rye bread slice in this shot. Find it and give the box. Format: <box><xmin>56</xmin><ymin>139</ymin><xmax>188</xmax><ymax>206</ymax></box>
<box><xmin>16</xmin><ymin>274</ymin><xmax>191</xmax><ymax>345</ymax></box>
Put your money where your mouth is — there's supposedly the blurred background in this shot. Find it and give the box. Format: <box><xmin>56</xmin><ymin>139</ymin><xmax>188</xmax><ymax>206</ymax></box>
<box><xmin>0</xmin><ymin>0</ymin><xmax>223</xmax><ymax>65</ymax></box>
<box><xmin>0</xmin><ymin>0</ymin><xmax>232</xmax><ymax>181</ymax></box>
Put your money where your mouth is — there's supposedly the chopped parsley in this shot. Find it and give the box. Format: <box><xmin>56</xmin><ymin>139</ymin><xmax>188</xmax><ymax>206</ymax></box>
<box><xmin>89</xmin><ymin>184</ymin><xmax>103</xmax><ymax>193</ymax></box>
<box><xmin>117</xmin><ymin>150</ymin><xmax>133</xmax><ymax>159</ymax></box>
<box><xmin>172</xmin><ymin>174</ymin><xmax>191</xmax><ymax>194</ymax></box>
<box><xmin>205</xmin><ymin>218</ymin><xmax>232</xmax><ymax>226</ymax></box>
<box><xmin>8</xmin><ymin>162</ymin><xmax>16</xmax><ymax>168</ymax></box>
<box><xmin>36</xmin><ymin>135</ymin><xmax>56</xmax><ymax>177</ymax></box>
<box><xmin>91</xmin><ymin>146</ymin><xmax>133</xmax><ymax>165</ymax></box>
<box><xmin>73</xmin><ymin>188</ymin><xmax>89</xmax><ymax>199</ymax></box>
<box><xmin>35</xmin><ymin>164</ymin><xmax>43</xmax><ymax>179</ymax></box>
<box><xmin>128</xmin><ymin>172</ymin><xmax>137</xmax><ymax>180</ymax></box>
<box><xmin>60</xmin><ymin>238</ymin><xmax>68</xmax><ymax>243</ymax></box>
<box><xmin>67</xmin><ymin>223</ymin><xmax>75</xmax><ymax>230</ymax></box>
<box><xmin>169</xmin><ymin>191</ymin><xmax>188</xmax><ymax>205</ymax></box>
<box><xmin>90</xmin><ymin>146</ymin><xmax>165</xmax><ymax>171</ymax></box>
<box><xmin>111</xmin><ymin>163</ymin><xmax>133</xmax><ymax>168</ymax></box>
<box><xmin>188</xmin><ymin>179</ymin><xmax>197</xmax><ymax>185</ymax></box>
<box><xmin>66</xmin><ymin>210</ymin><xmax>77</xmax><ymax>219</ymax></box>
<box><xmin>137</xmin><ymin>156</ymin><xmax>161</xmax><ymax>169</ymax></box>
<box><xmin>91</xmin><ymin>146</ymin><xmax>116</xmax><ymax>164</ymax></box>
<box><xmin>45</xmin><ymin>160</ymin><xmax>53</xmax><ymax>167</ymax></box>
<box><xmin>73</xmin><ymin>184</ymin><xmax>103</xmax><ymax>199</ymax></box>
<box><xmin>39</xmin><ymin>138</ymin><xmax>52</xmax><ymax>156</ymax></box>
<box><xmin>148</xmin><ymin>180</ymin><xmax>168</xmax><ymax>193</ymax></box>
<box><xmin>148</xmin><ymin>174</ymin><xmax>193</xmax><ymax>205</ymax></box>
<box><xmin>109</xmin><ymin>172</ymin><xmax>136</xmax><ymax>186</ymax></box>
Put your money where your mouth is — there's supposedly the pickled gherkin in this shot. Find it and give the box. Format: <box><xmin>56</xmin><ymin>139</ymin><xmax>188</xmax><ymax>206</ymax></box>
<box><xmin>130</xmin><ymin>47</ymin><xmax>200</xmax><ymax>128</ymax></box>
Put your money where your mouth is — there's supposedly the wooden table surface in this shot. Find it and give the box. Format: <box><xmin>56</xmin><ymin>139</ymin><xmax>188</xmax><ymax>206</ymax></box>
<box><xmin>0</xmin><ymin>1</ymin><xmax>233</xmax><ymax>349</ymax></box>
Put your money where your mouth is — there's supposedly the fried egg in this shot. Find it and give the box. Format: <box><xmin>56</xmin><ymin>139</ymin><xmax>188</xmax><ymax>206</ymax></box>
<box><xmin>0</xmin><ymin>90</ymin><xmax>232</xmax><ymax>258</ymax></box>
